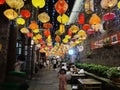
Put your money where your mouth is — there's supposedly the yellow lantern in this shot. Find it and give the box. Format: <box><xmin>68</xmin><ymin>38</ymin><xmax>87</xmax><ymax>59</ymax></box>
<box><xmin>32</xmin><ymin>0</ymin><xmax>45</xmax><ymax>8</ymax></box>
<box><xmin>4</xmin><ymin>9</ymin><xmax>18</xmax><ymax>20</ymax></box>
<box><xmin>20</xmin><ymin>27</ymin><xmax>29</xmax><ymax>34</ymax></box>
<box><xmin>59</xmin><ymin>24</ymin><xmax>65</xmax><ymax>34</ymax></box>
<box><xmin>118</xmin><ymin>1</ymin><xmax>120</xmax><ymax>9</ymax></box>
<box><xmin>57</xmin><ymin>14</ymin><xmax>69</xmax><ymax>24</ymax></box>
<box><xmin>35</xmin><ymin>34</ymin><xmax>42</xmax><ymax>39</ymax></box>
<box><xmin>33</xmin><ymin>36</ymin><xmax>37</xmax><ymax>41</ymax></box>
<box><xmin>69</xmin><ymin>25</ymin><xmax>79</xmax><ymax>33</ymax></box>
<box><xmin>77</xmin><ymin>30</ymin><xmax>87</xmax><ymax>40</ymax></box>
<box><xmin>38</xmin><ymin>12</ymin><xmax>50</xmax><ymax>23</ymax></box>
<box><xmin>6</xmin><ymin>0</ymin><xmax>24</xmax><ymax>9</ymax></box>
<box><xmin>89</xmin><ymin>14</ymin><xmax>101</xmax><ymax>24</ymax></box>
<box><xmin>32</xmin><ymin>29</ymin><xmax>39</xmax><ymax>33</ymax></box>
<box><xmin>16</xmin><ymin>17</ymin><xmax>25</xmax><ymax>25</ymax></box>
<box><xmin>62</xmin><ymin>38</ymin><xmax>68</xmax><ymax>43</ymax></box>
<box><xmin>65</xmin><ymin>35</ymin><xmax>71</xmax><ymax>39</ymax></box>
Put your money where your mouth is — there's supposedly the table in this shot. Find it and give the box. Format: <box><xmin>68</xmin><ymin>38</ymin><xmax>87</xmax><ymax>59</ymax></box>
<box><xmin>78</xmin><ymin>78</ymin><xmax>102</xmax><ymax>90</ymax></box>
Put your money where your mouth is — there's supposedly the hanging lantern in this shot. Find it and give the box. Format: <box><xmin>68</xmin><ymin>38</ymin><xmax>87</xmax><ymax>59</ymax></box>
<box><xmin>89</xmin><ymin>14</ymin><xmax>101</xmax><ymax>25</ymax></box>
<box><xmin>55</xmin><ymin>35</ymin><xmax>61</xmax><ymax>42</ymax></box>
<box><xmin>32</xmin><ymin>0</ymin><xmax>45</xmax><ymax>8</ymax></box>
<box><xmin>29</xmin><ymin>21</ymin><xmax>39</xmax><ymax>30</ymax></box>
<box><xmin>78</xmin><ymin>13</ymin><xmax>85</xmax><ymax>24</ymax></box>
<box><xmin>82</xmin><ymin>24</ymin><xmax>90</xmax><ymax>31</ymax></box>
<box><xmin>77</xmin><ymin>30</ymin><xmax>87</xmax><ymax>40</ymax></box>
<box><xmin>55</xmin><ymin>0</ymin><xmax>68</xmax><ymax>14</ymax></box>
<box><xmin>43</xmin><ymin>23</ymin><xmax>53</xmax><ymax>29</ymax></box>
<box><xmin>16</xmin><ymin>17</ymin><xmax>25</xmax><ymax>25</ymax></box>
<box><xmin>39</xmin><ymin>38</ymin><xmax>43</xmax><ymax>43</ymax></box>
<box><xmin>118</xmin><ymin>1</ymin><xmax>120</xmax><ymax>9</ymax></box>
<box><xmin>103</xmin><ymin>12</ymin><xmax>116</xmax><ymax>21</ymax></box>
<box><xmin>4</xmin><ymin>9</ymin><xmax>18</xmax><ymax>20</ymax></box>
<box><xmin>20</xmin><ymin>9</ymin><xmax>31</xmax><ymax>18</ymax></box>
<box><xmin>20</xmin><ymin>27</ymin><xmax>29</xmax><ymax>34</ymax></box>
<box><xmin>57</xmin><ymin>14</ymin><xmax>69</xmax><ymax>24</ymax></box>
<box><xmin>87</xmin><ymin>29</ymin><xmax>95</xmax><ymax>34</ymax></box>
<box><xmin>63</xmin><ymin>38</ymin><xmax>68</xmax><ymax>43</ymax></box>
<box><xmin>6</xmin><ymin>0</ymin><xmax>24</xmax><ymax>9</ymax></box>
<box><xmin>67</xmin><ymin>29</ymin><xmax>72</xmax><ymax>36</ymax></box>
<box><xmin>44</xmin><ymin>29</ymin><xmax>50</xmax><ymax>37</ymax></box>
<box><xmin>69</xmin><ymin>25</ymin><xmax>79</xmax><ymax>33</ymax></box>
<box><xmin>84</xmin><ymin>0</ymin><xmax>94</xmax><ymax>14</ymax></box>
<box><xmin>0</xmin><ymin>0</ymin><xmax>5</xmax><ymax>5</ymax></box>
<box><xmin>35</xmin><ymin>34</ymin><xmax>42</xmax><ymax>39</ymax></box>
<box><xmin>59</xmin><ymin>24</ymin><xmax>65</xmax><ymax>34</ymax></box>
<box><xmin>65</xmin><ymin>35</ymin><xmax>71</xmax><ymax>39</ymax></box>
<box><xmin>38</xmin><ymin>12</ymin><xmax>50</xmax><ymax>23</ymax></box>
<box><xmin>91</xmin><ymin>24</ymin><xmax>101</xmax><ymax>31</ymax></box>
<box><xmin>27</xmin><ymin>32</ymin><xmax>33</xmax><ymax>37</ymax></box>
<box><xmin>101</xmin><ymin>0</ymin><xmax>118</xmax><ymax>9</ymax></box>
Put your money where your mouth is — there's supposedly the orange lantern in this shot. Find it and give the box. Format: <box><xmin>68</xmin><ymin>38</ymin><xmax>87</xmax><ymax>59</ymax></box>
<box><xmin>43</xmin><ymin>23</ymin><xmax>53</xmax><ymax>29</ymax></box>
<box><xmin>78</xmin><ymin>13</ymin><xmax>85</xmax><ymax>24</ymax></box>
<box><xmin>89</xmin><ymin>14</ymin><xmax>101</xmax><ymax>25</ymax></box>
<box><xmin>20</xmin><ymin>9</ymin><xmax>31</xmax><ymax>18</ymax></box>
<box><xmin>0</xmin><ymin>0</ymin><xmax>5</xmax><ymax>5</ymax></box>
<box><xmin>27</xmin><ymin>32</ymin><xmax>33</xmax><ymax>37</ymax></box>
<box><xmin>67</xmin><ymin>29</ymin><xmax>72</xmax><ymax>36</ymax></box>
<box><xmin>44</xmin><ymin>29</ymin><xmax>50</xmax><ymax>37</ymax></box>
<box><xmin>82</xmin><ymin>24</ymin><xmax>90</xmax><ymax>31</ymax></box>
<box><xmin>29</xmin><ymin>21</ymin><xmax>39</xmax><ymax>30</ymax></box>
<box><xmin>55</xmin><ymin>35</ymin><xmax>61</xmax><ymax>42</ymax></box>
<box><xmin>55</xmin><ymin>0</ymin><xmax>68</xmax><ymax>14</ymax></box>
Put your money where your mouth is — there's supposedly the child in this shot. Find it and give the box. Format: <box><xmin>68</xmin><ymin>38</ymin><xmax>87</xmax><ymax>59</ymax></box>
<box><xmin>58</xmin><ymin>69</ymin><xmax>67</xmax><ymax>90</ymax></box>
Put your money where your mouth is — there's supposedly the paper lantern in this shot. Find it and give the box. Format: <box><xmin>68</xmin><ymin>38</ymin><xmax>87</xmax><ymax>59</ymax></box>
<box><xmin>4</xmin><ymin>9</ymin><xmax>18</xmax><ymax>20</ymax></box>
<box><xmin>82</xmin><ymin>24</ymin><xmax>90</xmax><ymax>31</ymax></box>
<box><xmin>16</xmin><ymin>17</ymin><xmax>25</xmax><ymax>25</ymax></box>
<box><xmin>20</xmin><ymin>9</ymin><xmax>31</xmax><ymax>18</ymax></box>
<box><xmin>44</xmin><ymin>29</ymin><xmax>50</xmax><ymax>37</ymax></box>
<box><xmin>87</xmin><ymin>29</ymin><xmax>95</xmax><ymax>34</ymax></box>
<box><xmin>89</xmin><ymin>14</ymin><xmax>101</xmax><ymax>24</ymax></box>
<box><xmin>32</xmin><ymin>29</ymin><xmax>39</xmax><ymax>33</ymax></box>
<box><xmin>103</xmin><ymin>12</ymin><xmax>116</xmax><ymax>21</ymax></box>
<box><xmin>68</xmin><ymin>29</ymin><xmax>72</xmax><ymax>36</ymax></box>
<box><xmin>55</xmin><ymin>35</ymin><xmax>61</xmax><ymax>42</ymax></box>
<box><xmin>57</xmin><ymin>14</ymin><xmax>69</xmax><ymax>24</ymax></box>
<box><xmin>20</xmin><ymin>27</ymin><xmax>29</xmax><ymax>34</ymax></box>
<box><xmin>101</xmin><ymin>0</ymin><xmax>118</xmax><ymax>9</ymax></box>
<box><xmin>118</xmin><ymin>1</ymin><xmax>120</xmax><ymax>9</ymax></box>
<box><xmin>78</xmin><ymin>13</ymin><xmax>85</xmax><ymax>24</ymax></box>
<box><xmin>27</xmin><ymin>32</ymin><xmax>33</xmax><ymax>37</ymax></box>
<box><xmin>29</xmin><ymin>21</ymin><xmax>39</xmax><ymax>30</ymax></box>
<box><xmin>59</xmin><ymin>24</ymin><xmax>65</xmax><ymax>34</ymax></box>
<box><xmin>55</xmin><ymin>0</ymin><xmax>68</xmax><ymax>14</ymax></box>
<box><xmin>6</xmin><ymin>0</ymin><xmax>24</xmax><ymax>9</ymax></box>
<box><xmin>38</xmin><ymin>12</ymin><xmax>50</xmax><ymax>23</ymax></box>
<box><xmin>43</xmin><ymin>23</ymin><xmax>53</xmax><ymax>29</ymax></box>
<box><xmin>32</xmin><ymin>0</ymin><xmax>45</xmax><ymax>8</ymax></box>
<box><xmin>77</xmin><ymin>30</ymin><xmax>87</xmax><ymax>40</ymax></box>
<box><xmin>0</xmin><ymin>0</ymin><xmax>5</xmax><ymax>4</ymax></box>
<box><xmin>91</xmin><ymin>24</ymin><xmax>101</xmax><ymax>31</ymax></box>
<box><xmin>35</xmin><ymin>34</ymin><xmax>42</xmax><ymax>39</ymax></box>
<box><xmin>69</xmin><ymin>25</ymin><xmax>79</xmax><ymax>33</ymax></box>
<box><xmin>63</xmin><ymin>38</ymin><xmax>68</xmax><ymax>43</ymax></box>
<box><xmin>84</xmin><ymin>0</ymin><xmax>94</xmax><ymax>14</ymax></box>
<box><xmin>65</xmin><ymin>35</ymin><xmax>71</xmax><ymax>39</ymax></box>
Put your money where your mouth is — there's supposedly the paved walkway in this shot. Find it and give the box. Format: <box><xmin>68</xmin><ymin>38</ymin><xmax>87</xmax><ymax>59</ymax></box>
<box><xmin>28</xmin><ymin>69</ymin><xmax>72</xmax><ymax>90</ymax></box>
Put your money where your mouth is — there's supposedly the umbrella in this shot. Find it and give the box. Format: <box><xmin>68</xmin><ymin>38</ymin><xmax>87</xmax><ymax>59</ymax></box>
<box><xmin>103</xmin><ymin>12</ymin><xmax>116</xmax><ymax>21</ymax></box>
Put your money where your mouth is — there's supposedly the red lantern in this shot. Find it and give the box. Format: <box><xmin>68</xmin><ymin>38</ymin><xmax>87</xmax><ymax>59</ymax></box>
<box><xmin>39</xmin><ymin>38</ymin><xmax>43</xmax><ymax>43</ymax></box>
<box><xmin>44</xmin><ymin>29</ymin><xmax>50</xmax><ymax>37</ymax></box>
<box><xmin>20</xmin><ymin>9</ymin><xmax>31</xmax><ymax>18</ymax></box>
<box><xmin>0</xmin><ymin>0</ymin><xmax>5</xmax><ymax>5</ymax></box>
<box><xmin>43</xmin><ymin>23</ymin><xmax>53</xmax><ymax>29</ymax></box>
<box><xmin>27</xmin><ymin>32</ymin><xmax>33</xmax><ymax>37</ymax></box>
<box><xmin>78</xmin><ymin>13</ymin><xmax>85</xmax><ymax>24</ymax></box>
<box><xmin>55</xmin><ymin>35</ymin><xmax>61</xmax><ymax>42</ymax></box>
<box><xmin>67</xmin><ymin>29</ymin><xmax>72</xmax><ymax>36</ymax></box>
<box><xmin>82</xmin><ymin>24</ymin><xmax>90</xmax><ymax>31</ymax></box>
<box><xmin>55</xmin><ymin>0</ymin><xmax>68</xmax><ymax>14</ymax></box>
<box><xmin>87</xmin><ymin>29</ymin><xmax>95</xmax><ymax>34</ymax></box>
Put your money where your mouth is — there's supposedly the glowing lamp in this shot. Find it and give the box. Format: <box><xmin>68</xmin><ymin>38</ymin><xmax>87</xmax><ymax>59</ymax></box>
<box><xmin>68</xmin><ymin>49</ymin><xmax>74</xmax><ymax>55</ymax></box>
<box><xmin>55</xmin><ymin>0</ymin><xmax>68</xmax><ymax>14</ymax></box>
<box><xmin>55</xmin><ymin>35</ymin><xmax>61</xmax><ymax>42</ymax></box>
<box><xmin>69</xmin><ymin>25</ymin><xmax>79</xmax><ymax>33</ymax></box>
<box><xmin>63</xmin><ymin>38</ymin><xmax>68</xmax><ymax>43</ymax></box>
<box><xmin>32</xmin><ymin>29</ymin><xmax>39</xmax><ymax>33</ymax></box>
<box><xmin>87</xmin><ymin>29</ymin><xmax>95</xmax><ymax>34</ymax></box>
<box><xmin>78</xmin><ymin>13</ymin><xmax>85</xmax><ymax>24</ymax></box>
<box><xmin>4</xmin><ymin>9</ymin><xmax>18</xmax><ymax>20</ymax></box>
<box><xmin>118</xmin><ymin>1</ymin><xmax>120</xmax><ymax>9</ymax></box>
<box><xmin>43</xmin><ymin>23</ymin><xmax>53</xmax><ymax>29</ymax></box>
<box><xmin>59</xmin><ymin>24</ymin><xmax>65</xmax><ymax>34</ymax></box>
<box><xmin>44</xmin><ymin>29</ymin><xmax>50</xmax><ymax>37</ymax></box>
<box><xmin>20</xmin><ymin>28</ymin><xmax>29</xmax><ymax>34</ymax></box>
<box><xmin>20</xmin><ymin>9</ymin><xmax>31</xmax><ymax>18</ymax></box>
<box><xmin>38</xmin><ymin>12</ymin><xmax>50</xmax><ymax>23</ymax></box>
<box><xmin>36</xmin><ymin>34</ymin><xmax>42</xmax><ymax>39</ymax></box>
<box><xmin>57</xmin><ymin>14</ymin><xmax>69</xmax><ymax>24</ymax></box>
<box><xmin>82</xmin><ymin>24</ymin><xmax>90</xmax><ymax>31</ymax></box>
<box><xmin>6</xmin><ymin>0</ymin><xmax>24</xmax><ymax>9</ymax></box>
<box><xmin>103</xmin><ymin>12</ymin><xmax>116</xmax><ymax>21</ymax></box>
<box><xmin>32</xmin><ymin>0</ymin><xmax>45</xmax><ymax>8</ymax></box>
<box><xmin>0</xmin><ymin>0</ymin><xmax>5</xmax><ymax>5</ymax></box>
<box><xmin>27</xmin><ymin>32</ymin><xmax>33</xmax><ymax>37</ymax></box>
<box><xmin>89</xmin><ymin>14</ymin><xmax>101</xmax><ymax>24</ymax></box>
<box><xmin>29</xmin><ymin>21</ymin><xmax>39</xmax><ymax>30</ymax></box>
<box><xmin>68</xmin><ymin>29</ymin><xmax>72</xmax><ymax>36</ymax></box>
<box><xmin>16</xmin><ymin>17</ymin><xmax>25</xmax><ymax>25</ymax></box>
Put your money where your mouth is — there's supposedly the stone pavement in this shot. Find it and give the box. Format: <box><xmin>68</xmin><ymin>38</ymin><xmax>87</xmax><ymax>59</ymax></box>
<box><xmin>28</xmin><ymin>68</ymin><xmax>72</xmax><ymax>90</ymax></box>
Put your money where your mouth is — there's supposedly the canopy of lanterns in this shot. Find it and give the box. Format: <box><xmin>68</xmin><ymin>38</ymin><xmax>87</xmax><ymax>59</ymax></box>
<box><xmin>0</xmin><ymin>0</ymin><xmax>119</xmax><ymax>57</ymax></box>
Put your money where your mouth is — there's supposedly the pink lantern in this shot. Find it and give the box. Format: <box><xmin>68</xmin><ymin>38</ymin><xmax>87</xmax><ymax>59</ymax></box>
<box><xmin>82</xmin><ymin>24</ymin><xmax>90</xmax><ymax>31</ymax></box>
<box><xmin>87</xmin><ymin>29</ymin><xmax>95</xmax><ymax>34</ymax></box>
<box><xmin>103</xmin><ymin>13</ymin><xmax>116</xmax><ymax>21</ymax></box>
